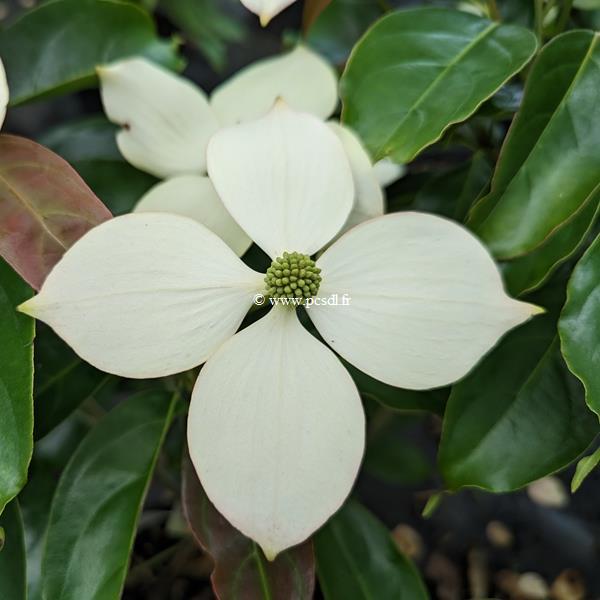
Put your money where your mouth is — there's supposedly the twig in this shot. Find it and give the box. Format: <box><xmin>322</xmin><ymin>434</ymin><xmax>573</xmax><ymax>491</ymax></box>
<box><xmin>554</xmin><ymin>0</ymin><xmax>574</xmax><ymax>35</ymax></box>
<box><xmin>534</xmin><ymin>0</ymin><xmax>545</xmax><ymax>43</ymax></box>
<box><xmin>487</xmin><ymin>0</ymin><xmax>501</xmax><ymax>21</ymax></box>
<box><xmin>376</xmin><ymin>0</ymin><xmax>392</xmax><ymax>12</ymax></box>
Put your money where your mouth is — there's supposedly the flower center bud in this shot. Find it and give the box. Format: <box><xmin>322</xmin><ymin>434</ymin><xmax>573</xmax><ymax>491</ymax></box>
<box><xmin>264</xmin><ymin>251</ymin><xmax>322</xmax><ymax>305</ymax></box>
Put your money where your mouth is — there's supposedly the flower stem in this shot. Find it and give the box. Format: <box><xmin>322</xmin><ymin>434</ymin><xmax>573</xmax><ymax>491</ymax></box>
<box><xmin>376</xmin><ymin>0</ymin><xmax>392</xmax><ymax>12</ymax></box>
<box><xmin>553</xmin><ymin>0</ymin><xmax>574</xmax><ymax>36</ymax></box>
<box><xmin>534</xmin><ymin>0</ymin><xmax>545</xmax><ymax>43</ymax></box>
<box><xmin>487</xmin><ymin>0</ymin><xmax>501</xmax><ymax>21</ymax></box>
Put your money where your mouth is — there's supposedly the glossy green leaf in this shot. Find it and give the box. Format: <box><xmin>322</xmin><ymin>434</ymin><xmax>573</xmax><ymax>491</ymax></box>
<box><xmin>502</xmin><ymin>196</ymin><xmax>599</xmax><ymax>296</ymax></box>
<box><xmin>340</xmin><ymin>8</ymin><xmax>537</xmax><ymax>162</ymax></box>
<box><xmin>315</xmin><ymin>500</ymin><xmax>428</xmax><ymax>600</ymax></box>
<box><xmin>0</xmin><ymin>259</ymin><xmax>34</xmax><ymax>515</ymax></box>
<box><xmin>439</xmin><ymin>316</ymin><xmax>598</xmax><ymax>492</ymax></box>
<box><xmin>470</xmin><ymin>31</ymin><xmax>600</xmax><ymax>259</ymax></box>
<box><xmin>498</xmin><ymin>0</ymin><xmax>534</xmax><ymax>27</ymax></box>
<box><xmin>559</xmin><ymin>234</ymin><xmax>600</xmax><ymax>417</ymax></box>
<box><xmin>571</xmin><ymin>445</ymin><xmax>600</xmax><ymax>492</ymax></box>
<box><xmin>305</xmin><ymin>0</ymin><xmax>382</xmax><ymax>65</ymax></box>
<box><xmin>364</xmin><ymin>413</ymin><xmax>432</xmax><ymax>485</ymax></box>
<box><xmin>412</xmin><ymin>153</ymin><xmax>492</xmax><ymax>221</ymax></box>
<box><xmin>41</xmin><ymin>390</ymin><xmax>177</xmax><ymax>600</ymax></box>
<box><xmin>345</xmin><ymin>361</ymin><xmax>446</xmax><ymax>415</ymax></box>
<box><xmin>0</xmin><ymin>501</ymin><xmax>26</xmax><ymax>600</ymax></box>
<box><xmin>21</xmin><ymin>417</ymin><xmax>91</xmax><ymax>600</ymax></box>
<box><xmin>40</xmin><ymin>116</ymin><xmax>158</xmax><ymax>215</ymax></box>
<box><xmin>34</xmin><ymin>325</ymin><xmax>113</xmax><ymax>439</ymax></box>
<box><xmin>182</xmin><ymin>455</ymin><xmax>315</xmax><ymax>600</ymax></box>
<box><xmin>161</xmin><ymin>0</ymin><xmax>247</xmax><ymax>72</ymax></box>
<box><xmin>0</xmin><ymin>0</ymin><xmax>183</xmax><ymax>106</ymax></box>
<box><xmin>73</xmin><ymin>161</ymin><xmax>158</xmax><ymax>216</ymax></box>
<box><xmin>39</xmin><ymin>117</ymin><xmax>122</xmax><ymax>163</ymax></box>
<box><xmin>0</xmin><ymin>134</ymin><xmax>112</xmax><ymax>290</ymax></box>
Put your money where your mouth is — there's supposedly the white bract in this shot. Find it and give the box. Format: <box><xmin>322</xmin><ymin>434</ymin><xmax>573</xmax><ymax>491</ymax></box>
<box><xmin>97</xmin><ymin>46</ymin><xmax>403</xmax><ymax>256</ymax></box>
<box><xmin>239</xmin><ymin>0</ymin><xmax>298</xmax><ymax>26</ymax></box>
<box><xmin>0</xmin><ymin>58</ymin><xmax>8</xmax><ymax>129</ymax></box>
<box><xmin>19</xmin><ymin>103</ymin><xmax>541</xmax><ymax>560</ymax></box>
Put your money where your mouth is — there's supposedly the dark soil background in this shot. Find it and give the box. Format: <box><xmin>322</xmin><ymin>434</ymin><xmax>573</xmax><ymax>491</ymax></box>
<box><xmin>5</xmin><ymin>0</ymin><xmax>600</xmax><ymax>598</ymax></box>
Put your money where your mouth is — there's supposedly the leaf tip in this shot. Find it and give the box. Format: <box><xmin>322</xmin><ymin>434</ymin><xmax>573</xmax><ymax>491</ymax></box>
<box><xmin>570</xmin><ymin>477</ymin><xmax>580</xmax><ymax>494</ymax></box>
<box><xmin>422</xmin><ymin>492</ymin><xmax>444</xmax><ymax>519</ymax></box>
<box><xmin>16</xmin><ymin>297</ymin><xmax>37</xmax><ymax>317</ymax></box>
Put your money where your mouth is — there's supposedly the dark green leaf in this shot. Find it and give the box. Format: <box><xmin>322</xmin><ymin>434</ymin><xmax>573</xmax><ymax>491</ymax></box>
<box><xmin>39</xmin><ymin>116</ymin><xmax>122</xmax><ymax>163</ymax></box>
<box><xmin>182</xmin><ymin>455</ymin><xmax>315</xmax><ymax>600</ymax></box>
<box><xmin>72</xmin><ymin>161</ymin><xmax>158</xmax><ymax>216</ymax></box>
<box><xmin>34</xmin><ymin>325</ymin><xmax>113</xmax><ymax>439</ymax></box>
<box><xmin>559</xmin><ymin>234</ymin><xmax>600</xmax><ymax>416</ymax></box>
<box><xmin>305</xmin><ymin>0</ymin><xmax>382</xmax><ymax>65</ymax></box>
<box><xmin>315</xmin><ymin>500</ymin><xmax>428</xmax><ymax>600</ymax></box>
<box><xmin>345</xmin><ymin>361</ymin><xmax>446</xmax><ymax>415</ymax></box>
<box><xmin>502</xmin><ymin>196</ymin><xmax>599</xmax><ymax>296</ymax></box>
<box><xmin>439</xmin><ymin>316</ymin><xmax>598</xmax><ymax>492</ymax></box>
<box><xmin>364</xmin><ymin>413</ymin><xmax>432</xmax><ymax>485</ymax></box>
<box><xmin>412</xmin><ymin>153</ymin><xmax>492</xmax><ymax>221</ymax></box>
<box><xmin>340</xmin><ymin>8</ymin><xmax>537</xmax><ymax>162</ymax></box>
<box><xmin>0</xmin><ymin>0</ymin><xmax>183</xmax><ymax>106</ymax></box>
<box><xmin>498</xmin><ymin>0</ymin><xmax>534</xmax><ymax>27</ymax></box>
<box><xmin>20</xmin><ymin>417</ymin><xmax>90</xmax><ymax>600</ymax></box>
<box><xmin>0</xmin><ymin>259</ymin><xmax>34</xmax><ymax>515</ymax></box>
<box><xmin>40</xmin><ymin>117</ymin><xmax>159</xmax><ymax>215</ymax></box>
<box><xmin>0</xmin><ymin>501</ymin><xmax>26</xmax><ymax>600</ymax></box>
<box><xmin>160</xmin><ymin>0</ymin><xmax>248</xmax><ymax>72</ymax></box>
<box><xmin>470</xmin><ymin>31</ymin><xmax>600</xmax><ymax>259</ymax></box>
<box><xmin>41</xmin><ymin>390</ymin><xmax>177</xmax><ymax>600</ymax></box>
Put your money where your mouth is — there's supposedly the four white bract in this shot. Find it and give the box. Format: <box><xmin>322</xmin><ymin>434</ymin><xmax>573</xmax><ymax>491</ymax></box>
<box><xmin>0</xmin><ymin>57</ymin><xmax>7</xmax><ymax>130</ymax></box>
<box><xmin>19</xmin><ymin>101</ymin><xmax>541</xmax><ymax>559</ymax></box>
<box><xmin>97</xmin><ymin>46</ymin><xmax>402</xmax><ymax>256</ymax></box>
<box><xmin>240</xmin><ymin>0</ymin><xmax>298</xmax><ymax>25</ymax></box>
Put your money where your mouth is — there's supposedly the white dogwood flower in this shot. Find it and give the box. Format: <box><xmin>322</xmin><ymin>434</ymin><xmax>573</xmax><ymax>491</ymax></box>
<box><xmin>0</xmin><ymin>58</ymin><xmax>8</xmax><ymax>129</ymax></box>
<box><xmin>97</xmin><ymin>46</ymin><xmax>402</xmax><ymax>256</ymax></box>
<box><xmin>19</xmin><ymin>104</ymin><xmax>540</xmax><ymax>560</ymax></box>
<box><xmin>240</xmin><ymin>0</ymin><xmax>298</xmax><ymax>26</ymax></box>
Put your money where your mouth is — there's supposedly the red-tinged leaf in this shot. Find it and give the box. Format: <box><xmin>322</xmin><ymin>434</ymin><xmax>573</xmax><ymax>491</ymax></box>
<box><xmin>0</xmin><ymin>134</ymin><xmax>112</xmax><ymax>290</ymax></box>
<box><xmin>182</xmin><ymin>455</ymin><xmax>316</xmax><ymax>600</ymax></box>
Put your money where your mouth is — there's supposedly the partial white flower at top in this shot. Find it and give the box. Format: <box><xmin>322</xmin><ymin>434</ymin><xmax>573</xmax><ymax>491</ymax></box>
<box><xmin>97</xmin><ymin>45</ymin><xmax>403</xmax><ymax>256</ymax></box>
<box><xmin>0</xmin><ymin>58</ymin><xmax>8</xmax><ymax>129</ymax></box>
<box><xmin>18</xmin><ymin>103</ymin><xmax>541</xmax><ymax>560</ymax></box>
<box><xmin>239</xmin><ymin>0</ymin><xmax>298</xmax><ymax>26</ymax></box>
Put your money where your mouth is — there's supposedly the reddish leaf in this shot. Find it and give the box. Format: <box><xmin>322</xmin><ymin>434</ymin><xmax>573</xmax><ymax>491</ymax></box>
<box><xmin>0</xmin><ymin>134</ymin><xmax>112</xmax><ymax>289</ymax></box>
<box><xmin>182</xmin><ymin>455</ymin><xmax>316</xmax><ymax>600</ymax></box>
<box><xmin>302</xmin><ymin>0</ymin><xmax>332</xmax><ymax>31</ymax></box>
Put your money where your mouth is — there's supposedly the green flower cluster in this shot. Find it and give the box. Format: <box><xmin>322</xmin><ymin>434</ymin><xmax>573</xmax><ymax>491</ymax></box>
<box><xmin>264</xmin><ymin>251</ymin><xmax>322</xmax><ymax>303</ymax></box>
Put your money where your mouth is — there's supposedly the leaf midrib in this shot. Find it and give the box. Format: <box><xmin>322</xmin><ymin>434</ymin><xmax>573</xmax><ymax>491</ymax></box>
<box><xmin>328</xmin><ymin>519</ymin><xmax>375</xmax><ymax>600</ymax></box>
<box><xmin>0</xmin><ymin>170</ymin><xmax>67</xmax><ymax>250</ymax></box>
<box><xmin>444</xmin><ymin>337</ymin><xmax>559</xmax><ymax>488</ymax></box>
<box><xmin>375</xmin><ymin>21</ymin><xmax>499</xmax><ymax>159</ymax></box>
<box><xmin>476</xmin><ymin>33</ymin><xmax>600</xmax><ymax>234</ymax></box>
